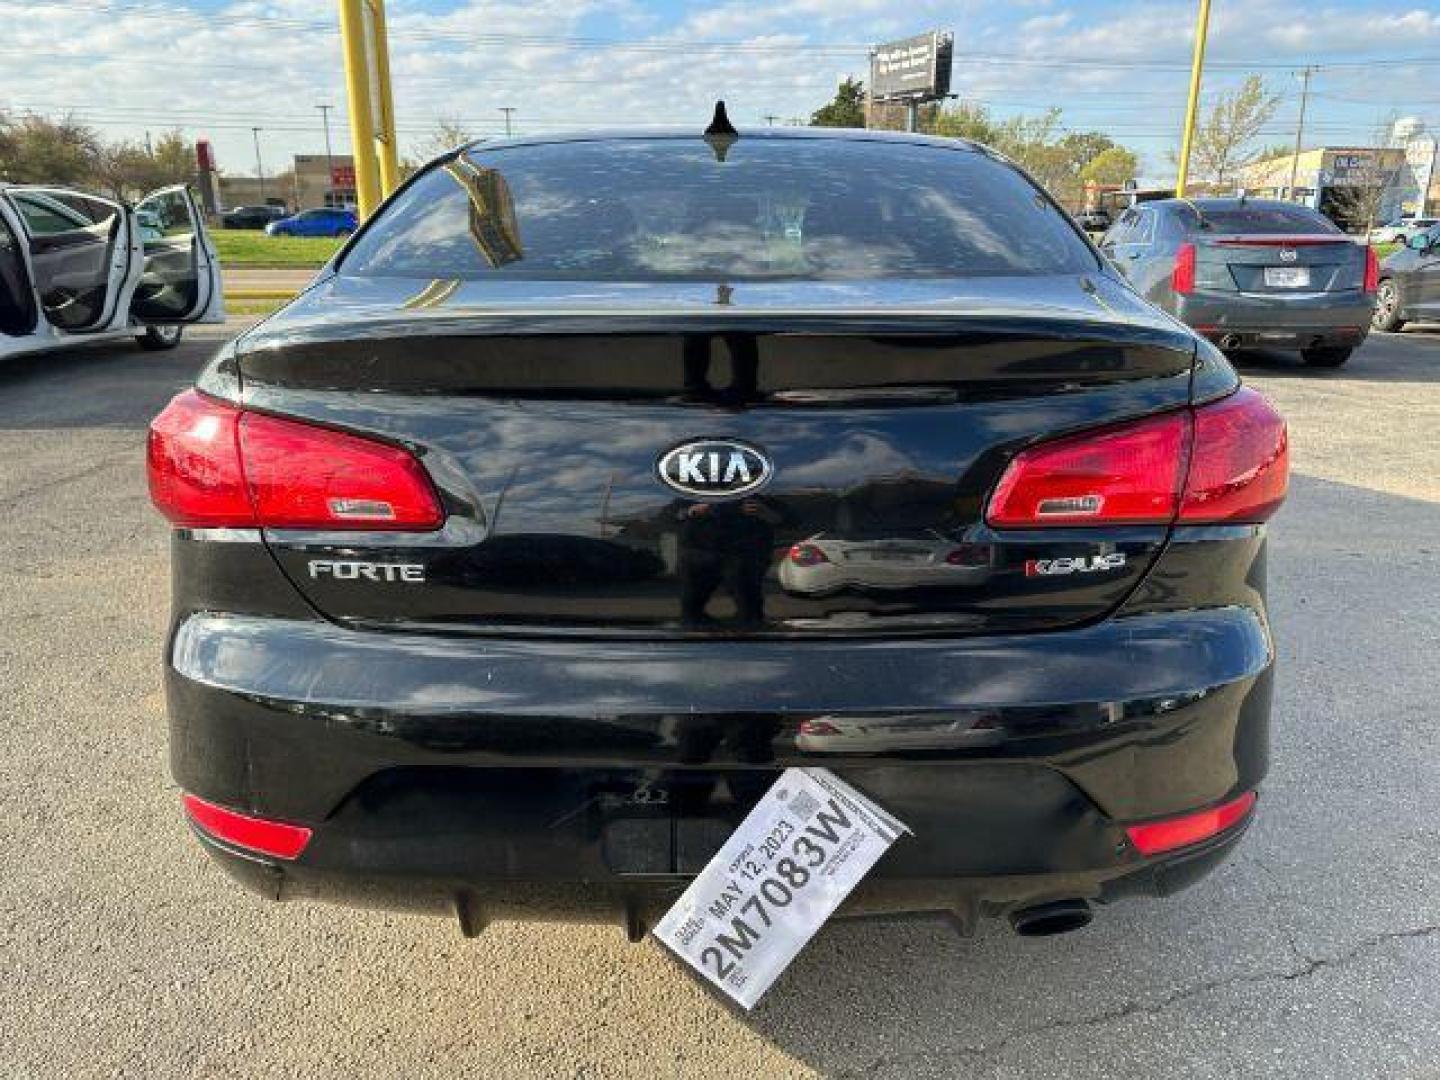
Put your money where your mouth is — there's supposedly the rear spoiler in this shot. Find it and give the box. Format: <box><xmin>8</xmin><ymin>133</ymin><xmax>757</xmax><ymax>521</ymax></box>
<box><xmin>1201</xmin><ymin>234</ymin><xmax>1361</xmax><ymax>247</ymax></box>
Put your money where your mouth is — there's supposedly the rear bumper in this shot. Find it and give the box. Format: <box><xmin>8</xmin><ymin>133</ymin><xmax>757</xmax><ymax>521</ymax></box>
<box><xmin>1177</xmin><ymin>289</ymin><xmax>1373</xmax><ymax>348</ymax></box>
<box><xmin>196</xmin><ymin>817</ymin><xmax>1253</xmax><ymax>938</ymax></box>
<box><xmin>167</xmin><ymin>527</ymin><xmax>1274</xmax><ymax>927</ymax></box>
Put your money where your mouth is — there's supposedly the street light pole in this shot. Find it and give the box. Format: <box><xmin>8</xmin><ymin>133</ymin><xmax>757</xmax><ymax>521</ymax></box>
<box><xmin>1175</xmin><ymin>0</ymin><xmax>1212</xmax><ymax>198</ymax></box>
<box><xmin>1285</xmin><ymin>67</ymin><xmax>1317</xmax><ymax>203</ymax></box>
<box><xmin>252</xmin><ymin>126</ymin><xmax>266</xmax><ymax>205</ymax></box>
<box><xmin>318</xmin><ymin>104</ymin><xmax>336</xmax><ymax>208</ymax></box>
<box><xmin>499</xmin><ymin>107</ymin><xmax>516</xmax><ymax>137</ymax></box>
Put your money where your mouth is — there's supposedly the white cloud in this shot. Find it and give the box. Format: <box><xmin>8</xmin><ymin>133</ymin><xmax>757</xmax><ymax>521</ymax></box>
<box><xmin>0</xmin><ymin>0</ymin><xmax>1436</xmax><ymax>189</ymax></box>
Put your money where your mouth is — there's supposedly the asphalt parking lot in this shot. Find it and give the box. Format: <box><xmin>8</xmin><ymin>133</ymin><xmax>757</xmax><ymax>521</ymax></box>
<box><xmin>2</xmin><ymin>325</ymin><xmax>1438</xmax><ymax>1079</ymax></box>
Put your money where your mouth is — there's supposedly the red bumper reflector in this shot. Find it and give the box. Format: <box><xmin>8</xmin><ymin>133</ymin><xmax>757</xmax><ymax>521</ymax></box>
<box><xmin>1125</xmin><ymin>791</ymin><xmax>1257</xmax><ymax>856</ymax></box>
<box><xmin>182</xmin><ymin>793</ymin><xmax>313</xmax><ymax>860</ymax></box>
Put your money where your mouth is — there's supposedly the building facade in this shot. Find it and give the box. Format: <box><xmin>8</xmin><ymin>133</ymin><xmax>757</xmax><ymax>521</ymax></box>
<box><xmin>1237</xmin><ymin>147</ymin><xmax>1412</xmax><ymax>230</ymax></box>
<box><xmin>1238</xmin><ymin>119</ymin><xmax>1440</xmax><ymax>230</ymax></box>
<box><xmin>217</xmin><ymin>153</ymin><xmax>357</xmax><ymax>213</ymax></box>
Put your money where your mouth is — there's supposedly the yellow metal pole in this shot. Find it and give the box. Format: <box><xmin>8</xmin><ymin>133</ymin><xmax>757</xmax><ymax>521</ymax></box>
<box><xmin>337</xmin><ymin>0</ymin><xmax>382</xmax><ymax>218</ymax></box>
<box><xmin>369</xmin><ymin>0</ymin><xmax>401</xmax><ymax>196</ymax></box>
<box><xmin>1175</xmin><ymin>0</ymin><xmax>1212</xmax><ymax>198</ymax></box>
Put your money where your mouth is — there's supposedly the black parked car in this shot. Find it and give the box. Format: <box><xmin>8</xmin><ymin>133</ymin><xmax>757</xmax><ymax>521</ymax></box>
<box><xmin>1373</xmin><ymin>223</ymin><xmax>1440</xmax><ymax>332</ymax></box>
<box><xmin>221</xmin><ymin>204</ymin><xmax>285</xmax><ymax>230</ymax></box>
<box><xmin>148</xmin><ymin>127</ymin><xmax>1287</xmax><ymax>941</ymax></box>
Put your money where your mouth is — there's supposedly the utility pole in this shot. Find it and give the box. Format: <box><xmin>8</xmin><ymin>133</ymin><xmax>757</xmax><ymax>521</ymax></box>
<box><xmin>251</xmin><ymin>126</ymin><xmax>266</xmax><ymax>205</ymax></box>
<box><xmin>367</xmin><ymin>0</ymin><xmax>401</xmax><ymax>198</ymax></box>
<box><xmin>1285</xmin><ymin>66</ymin><xmax>1318</xmax><ymax>203</ymax></box>
<box><xmin>337</xmin><ymin>0</ymin><xmax>382</xmax><ymax>218</ymax></box>
<box><xmin>865</xmin><ymin>52</ymin><xmax>874</xmax><ymax>130</ymax></box>
<box><xmin>764</xmin><ymin>114</ymin><xmax>781</xmax><ymax>127</ymax></box>
<box><xmin>1426</xmin><ymin>137</ymin><xmax>1440</xmax><ymax>216</ymax></box>
<box><xmin>499</xmin><ymin>107</ymin><xmax>516</xmax><ymax>137</ymax></box>
<box><xmin>318</xmin><ymin>104</ymin><xmax>336</xmax><ymax>207</ymax></box>
<box><xmin>1175</xmin><ymin>0</ymin><xmax>1212</xmax><ymax>198</ymax></box>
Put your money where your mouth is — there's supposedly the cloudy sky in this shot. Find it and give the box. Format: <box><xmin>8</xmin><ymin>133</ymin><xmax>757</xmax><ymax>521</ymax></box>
<box><xmin>2</xmin><ymin>0</ymin><xmax>1438</xmax><ymax>183</ymax></box>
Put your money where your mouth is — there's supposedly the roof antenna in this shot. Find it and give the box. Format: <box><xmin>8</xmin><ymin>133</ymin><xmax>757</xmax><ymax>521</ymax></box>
<box><xmin>704</xmin><ymin>100</ymin><xmax>739</xmax><ymax>162</ymax></box>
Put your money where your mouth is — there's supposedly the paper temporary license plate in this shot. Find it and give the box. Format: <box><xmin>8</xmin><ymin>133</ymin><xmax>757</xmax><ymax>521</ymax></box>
<box><xmin>653</xmin><ymin>768</ymin><xmax>909</xmax><ymax>1009</ymax></box>
<box><xmin>1264</xmin><ymin>265</ymin><xmax>1311</xmax><ymax>288</ymax></box>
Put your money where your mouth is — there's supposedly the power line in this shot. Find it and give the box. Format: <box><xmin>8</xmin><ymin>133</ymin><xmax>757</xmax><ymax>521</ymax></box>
<box><xmin>16</xmin><ymin>2</ymin><xmax>1440</xmax><ymax>70</ymax></box>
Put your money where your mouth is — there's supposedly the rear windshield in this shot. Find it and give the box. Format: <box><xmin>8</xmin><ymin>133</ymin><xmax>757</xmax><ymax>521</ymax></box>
<box><xmin>340</xmin><ymin>137</ymin><xmax>1096</xmax><ymax>281</ymax></box>
<box><xmin>1189</xmin><ymin>205</ymin><xmax>1341</xmax><ymax>235</ymax></box>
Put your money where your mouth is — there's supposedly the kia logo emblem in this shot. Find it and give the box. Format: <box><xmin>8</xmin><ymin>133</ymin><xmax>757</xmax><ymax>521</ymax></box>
<box><xmin>657</xmin><ymin>439</ymin><xmax>772</xmax><ymax>498</ymax></box>
<box><xmin>1279</xmin><ymin>248</ymin><xmax>1298</xmax><ymax>262</ymax></box>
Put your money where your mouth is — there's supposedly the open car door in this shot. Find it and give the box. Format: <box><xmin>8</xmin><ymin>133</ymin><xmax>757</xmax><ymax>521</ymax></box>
<box><xmin>0</xmin><ymin>196</ymin><xmax>45</xmax><ymax>361</ymax></box>
<box><xmin>1</xmin><ymin>187</ymin><xmax>136</xmax><ymax>340</ymax></box>
<box><xmin>131</xmin><ymin>185</ymin><xmax>224</xmax><ymax>325</ymax></box>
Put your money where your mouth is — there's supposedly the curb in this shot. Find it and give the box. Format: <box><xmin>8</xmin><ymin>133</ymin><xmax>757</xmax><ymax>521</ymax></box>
<box><xmin>225</xmin><ymin>290</ymin><xmax>297</xmax><ymax>301</ymax></box>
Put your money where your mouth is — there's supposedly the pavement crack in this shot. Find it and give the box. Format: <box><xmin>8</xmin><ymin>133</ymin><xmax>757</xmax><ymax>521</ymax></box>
<box><xmin>842</xmin><ymin>924</ymin><xmax>1440</xmax><ymax>1075</ymax></box>
<box><xmin>0</xmin><ymin>459</ymin><xmax>123</xmax><ymax>511</ymax></box>
<box><xmin>1282</xmin><ymin>923</ymin><xmax>1440</xmax><ymax>981</ymax></box>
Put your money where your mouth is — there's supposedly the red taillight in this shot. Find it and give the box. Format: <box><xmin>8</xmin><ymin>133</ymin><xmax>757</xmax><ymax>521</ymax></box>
<box><xmin>1178</xmin><ymin>387</ymin><xmax>1288</xmax><ymax>523</ymax></box>
<box><xmin>788</xmin><ymin>543</ymin><xmax>831</xmax><ymax>567</ymax></box>
<box><xmin>147</xmin><ymin>390</ymin><xmax>443</xmax><ymax>530</ymax></box>
<box><xmin>239</xmin><ymin>411</ymin><xmax>443</xmax><ymax>529</ymax></box>
<box><xmin>1363</xmin><ymin>245</ymin><xmax>1380</xmax><ymax>294</ymax></box>
<box><xmin>146</xmin><ymin>390</ymin><xmax>252</xmax><ymax>527</ymax></box>
<box><xmin>1125</xmin><ymin>791</ymin><xmax>1256</xmax><ymax>856</ymax></box>
<box><xmin>1172</xmin><ymin>242</ymin><xmax>1196</xmax><ymax>295</ymax></box>
<box><xmin>182</xmin><ymin>793</ymin><xmax>313</xmax><ymax>860</ymax></box>
<box><xmin>987</xmin><ymin>411</ymin><xmax>1190</xmax><ymax>527</ymax></box>
<box><xmin>986</xmin><ymin>389</ymin><xmax>1287</xmax><ymax>528</ymax></box>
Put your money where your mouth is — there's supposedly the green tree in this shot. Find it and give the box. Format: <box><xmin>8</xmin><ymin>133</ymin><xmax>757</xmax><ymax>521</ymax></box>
<box><xmin>0</xmin><ymin>112</ymin><xmax>101</xmax><ymax>185</ymax></box>
<box><xmin>94</xmin><ymin>130</ymin><xmax>196</xmax><ymax>200</ymax></box>
<box><xmin>1187</xmin><ymin>76</ymin><xmax>1281</xmax><ymax>187</ymax></box>
<box><xmin>992</xmin><ymin>108</ymin><xmax>1067</xmax><ymax>186</ymax></box>
<box><xmin>1080</xmin><ymin>146</ymin><xmax>1139</xmax><ymax>188</ymax></box>
<box><xmin>810</xmin><ymin>77</ymin><xmax>866</xmax><ymax>129</ymax></box>
<box><xmin>930</xmin><ymin>102</ymin><xmax>1141</xmax><ymax>206</ymax></box>
<box><xmin>931</xmin><ymin>101</ymin><xmax>1002</xmax><ymax>144</ymax></box>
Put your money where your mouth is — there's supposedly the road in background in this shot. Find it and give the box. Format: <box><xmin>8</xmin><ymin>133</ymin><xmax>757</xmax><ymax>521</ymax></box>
<box><xmin>223</xmin><ymin>267</ymin><xmax>320</xmax><ymax>296</ymax></box>
<box><xmin>2</xmin><ymin>327</ymin><xmax>1437</xmax><ymax>1078</ymax></box>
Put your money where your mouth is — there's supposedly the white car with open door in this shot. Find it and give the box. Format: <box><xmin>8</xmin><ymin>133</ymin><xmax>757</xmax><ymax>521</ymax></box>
<box><xmin>0</xmin><ymin>183</ymin><xmax>223</xmax><ymax>362</ymax></box>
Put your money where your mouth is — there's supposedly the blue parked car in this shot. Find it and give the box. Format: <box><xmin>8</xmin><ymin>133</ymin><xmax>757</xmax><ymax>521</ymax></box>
<box><xmin>265</xmin><ymin>207</ymin><xmax>357</xmax><ymax>238</ymax></box>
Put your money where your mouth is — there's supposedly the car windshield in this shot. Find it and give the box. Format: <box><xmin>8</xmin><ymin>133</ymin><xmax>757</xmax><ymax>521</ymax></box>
<box><xmin>340</xmin><ymin>136</ymin><xmax>1096</xmax><ymax>281</ymax></box>
<box><xmin>1191</xmin><ymin>205</ymin><xmax>1340</xmax><ymax>235</ymax></box>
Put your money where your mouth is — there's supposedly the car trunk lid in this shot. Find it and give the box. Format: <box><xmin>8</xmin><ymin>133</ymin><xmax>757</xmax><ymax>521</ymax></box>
<box><xmin>1194</xmin><ymin>234</ymin><xmax>1366</xmax><ymax>294</ymax></box>
<box><xmin>236</xmin><ymin>273</ymin><xmax>1198</xmax><ymax>639</ymax></box>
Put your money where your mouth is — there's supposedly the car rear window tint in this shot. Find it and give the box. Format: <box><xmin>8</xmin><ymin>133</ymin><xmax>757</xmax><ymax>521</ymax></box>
<box><xmin>1191</xmin><ymin>205</ymin><xmax>1341</xmax><ymax>235</ymax></box>
<box><xmin>341</xmin><ymin>137</ymin><xmax>1096</xmax><ymax>281</ymax></box>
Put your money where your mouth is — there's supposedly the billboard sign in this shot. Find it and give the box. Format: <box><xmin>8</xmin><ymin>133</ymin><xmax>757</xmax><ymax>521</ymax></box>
<box><xmin>870</xmin><ymin>31</ymin><xmax>953</xmax><ymax>102</ymax></box>
<box><xmin>1323</xmin><ymin>149</ymin><xmax>1404</xmax><ymax>187</ymax></box>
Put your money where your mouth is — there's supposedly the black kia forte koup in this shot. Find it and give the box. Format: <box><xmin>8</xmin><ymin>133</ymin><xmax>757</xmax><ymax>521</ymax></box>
<box><xmin>148</xmin><ymin>122</ymin><xmax>1287</xmax><ymax>941</ymax></box>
